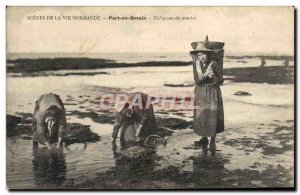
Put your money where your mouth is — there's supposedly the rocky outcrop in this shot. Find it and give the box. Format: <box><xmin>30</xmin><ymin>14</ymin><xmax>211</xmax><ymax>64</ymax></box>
<box><xmin>6</xmin><ymin>114</ymin><xmax>100</xmax><ymax>144</ymax></box>
<box><xmin>156</xmin><ymin>117</ymin><xmax>192</xmax><ymax>130</ymax></box>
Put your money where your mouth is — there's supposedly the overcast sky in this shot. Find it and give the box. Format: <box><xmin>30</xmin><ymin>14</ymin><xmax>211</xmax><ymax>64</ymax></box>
<box><xmin>7</xmin><ymin>6</ymin><xmax>294</xmax><ymax>55</ymax></box>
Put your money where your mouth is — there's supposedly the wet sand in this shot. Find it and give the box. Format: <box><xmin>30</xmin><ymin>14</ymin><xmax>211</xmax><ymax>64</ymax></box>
<box><xmin>7</xmin><ymin>92</ymin><xmax>294</xmax><ymax>189</ymax></box>
<box><xmin>6</xmin><ymin>60</ymin><xmax>294</xmax><ymax>189</ymax></box>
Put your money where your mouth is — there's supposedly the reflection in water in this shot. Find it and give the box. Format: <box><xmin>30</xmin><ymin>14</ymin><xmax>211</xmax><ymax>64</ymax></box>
<box><xmin>32</xmin><ymin>148</ymin><xmax>66</xmax><ymax>186</ymax></box>
<box><xmin>193</xmin><ymin>148</ymin><xmax>226</xmax><ymax>171</ymax></box>
<box><xmin>111</xmin><ymin>142</ymin><xmax>158</xmax><ymax>180</ymax></box>
<box><xmin>191</xmin><ymin>147</ymin><xmax>228</xmax><ymax>187</ymax></box>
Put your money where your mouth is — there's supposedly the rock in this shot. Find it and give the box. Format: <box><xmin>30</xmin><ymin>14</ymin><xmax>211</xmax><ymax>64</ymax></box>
<box><xmin>120</xmin><ymin>146</ymin><xmax>148</xmax><ymax>158</ymax></box>
<box><xmin>21</xmin><ymin>135</ymin><xmax>32</xmax><ymax>140</ymax></box>
<box><xmin>7</xmin><ymin>124</ymin><xmax>32</xmax><ymax>137</ymax></box>
<box><xmin>63</xmin><ymin>123</ymin><xmax>100</xmax><ymax>144</ymax></box>
<box><xmin>234</xmin><ymin>91</ymin><xmax>252</xmax><ymax>96</ymax></box>
<box><xmin>7</xmin><ymin>115</ymin><xmax>22</xmax><ymax>129</ymax></box>
<box><xmin>224</xmin><ymin>66</ymin><xmax>294</xmax><ymax>84</ymax></box>
<box><xmin>156</xmin><ymin>117</ymin><xmax>192</xmax><ymax>130</ymax></box>
<box><xmin>15</xmin><ymin>112</ymin><xmax>33</xmax><ymax>124</ymax></box>
<box><xmin>118</xmin><ymin>146</ymin><xmax>156</xmax><ymax>159</ymax></box>
<box><xmin>156</xmin><ymin>127</ymin><xmax>174</xmax><ymax>137</ymax></box>
<box><xmin>164</xmin><ymin>83</ymin><xmax>194</xmax><ymax>88</ymax></box>
<box><xmin>6</xmin><ymin>114</ymin><xmax>100</xmax><ymax>144</ymax></box>
<box><xmin>7</xmin><ymin>114</ymin><xmax>32</xmax><ymax>137</ymax></box>
<box><xmin>68</xmin><ymin>111</ymin><xmax>115</xmax><ymax>125</ymax></box>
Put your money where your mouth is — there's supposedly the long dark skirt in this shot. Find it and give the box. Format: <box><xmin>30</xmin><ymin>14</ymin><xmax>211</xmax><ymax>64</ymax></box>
<box><xmin>193</xmin><ymin>84</ymin><xmax>224</xmax><ymax>137</ymax></box>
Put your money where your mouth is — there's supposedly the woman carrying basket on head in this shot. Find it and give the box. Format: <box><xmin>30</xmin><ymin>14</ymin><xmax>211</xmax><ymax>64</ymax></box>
<box><xmin>190</xmin><ymin>36</ymin><xmax>225</xmax><ymax>150</ymax></box>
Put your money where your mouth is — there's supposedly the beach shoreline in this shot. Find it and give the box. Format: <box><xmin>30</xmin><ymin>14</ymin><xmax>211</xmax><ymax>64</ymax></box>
<box><xmin>6</xmin><ymin>54</ymin><xmax>295</xmax><ymax>189</ymax></box>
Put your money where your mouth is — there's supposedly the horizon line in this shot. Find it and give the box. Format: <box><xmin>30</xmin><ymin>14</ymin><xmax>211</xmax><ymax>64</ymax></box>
<box><xmin>6</xmin><ymin>51</ymin><xmax>294</xmax><ymax>56</ymax></box>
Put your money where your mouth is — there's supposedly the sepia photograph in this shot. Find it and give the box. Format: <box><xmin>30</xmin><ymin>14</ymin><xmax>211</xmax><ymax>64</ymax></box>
<box><xmin>6</xmin><ymin>6</ymin><xmax>295</xmax><ymax>190</ymax></box>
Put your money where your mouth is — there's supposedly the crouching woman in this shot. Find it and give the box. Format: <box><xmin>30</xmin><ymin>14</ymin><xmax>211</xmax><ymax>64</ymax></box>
<box><xmin>32</xmin><ymin>93</ymin><xmax>67</xmax><ymax>150</ymax></box>
<box><xmin>112</xmin><ymin>94</ymin><xmax>157</xmax><ymax>147</ymax></box>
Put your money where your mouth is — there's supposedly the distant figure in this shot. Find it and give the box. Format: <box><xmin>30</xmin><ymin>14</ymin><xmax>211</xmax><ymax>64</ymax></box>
<box><xmin>282</xmin><ymin>60</ymin><xmax>289</xmax><ymax>67</ymax></box>
<box><xmin>260</xmin><ymin>58</ymin><xmax>266</xmax><ymax>67</ymax></box>
<box><xmin>112</xmin><ymin>93</ymin><xmax>157</xmax><ymax>147</ymax></box>
<box><xmin>32</xmin><ymin>93</ymin><xmax>67</xmax><ymax>150</ymax></box>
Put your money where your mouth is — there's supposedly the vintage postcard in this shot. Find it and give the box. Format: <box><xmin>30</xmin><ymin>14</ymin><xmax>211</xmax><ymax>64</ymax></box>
<box><xmin>6</xmin><ymin>6</ymin><xmax>295</xmax><ymax>190</ymax></box>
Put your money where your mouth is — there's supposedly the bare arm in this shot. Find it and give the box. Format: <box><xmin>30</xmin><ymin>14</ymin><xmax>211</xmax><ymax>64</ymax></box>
<box><xmin>136</xmin><ymin>111</ymin><xmax>148</xmax><ymax>137</ymax></box>
<box><xmin>112</xmin><ymin>113</ymin><xmax>123</xmax><ymax>140</ymax></box>
<box><xmin>112</xmin><ymin>103</ymin><xmax>129</xmax><ymax>140</ymax></box>
<box><xmin>112</xmin><ymin>109</ymin><xmax>128</xmax><ymax>140</ymax></box>
<box><xmin>192</xmin><ymin>58</ymin><xmax>206</xmax><ymax>85</ymax></box>
<box><xmin>57</xmin><ymin>110</ymin><xmax>67</xmax><ymax>148</ymax></box>
<box><xmin>112</xmin><ymin>125</ymin><xmax>120</xmax><ymax>140</ymax></box>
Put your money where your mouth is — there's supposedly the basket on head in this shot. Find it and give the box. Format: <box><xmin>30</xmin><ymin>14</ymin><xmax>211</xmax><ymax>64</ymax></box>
<box><xmin>190</xmin><ymin>35</ymin><xmax>224</xmax><ymax>54</ymax></box>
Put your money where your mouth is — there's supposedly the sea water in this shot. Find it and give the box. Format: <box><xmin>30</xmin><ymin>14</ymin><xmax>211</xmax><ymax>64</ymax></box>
<box><xmin>6</xmin><ymin>52</ymin><xmax>294</xmax><ymax>188</ymax></box>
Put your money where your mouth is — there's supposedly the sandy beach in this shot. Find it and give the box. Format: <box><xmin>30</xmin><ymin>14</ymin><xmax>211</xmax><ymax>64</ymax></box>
<box><xmin>6</xmin><ymin>54</ymin><xmax>294</xmax><ymax>189</ymax></box>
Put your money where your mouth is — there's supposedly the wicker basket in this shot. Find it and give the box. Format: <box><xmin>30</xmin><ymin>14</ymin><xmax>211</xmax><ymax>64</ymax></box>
<box><xmin>191</xmin><ymin>41</ymin><xmax>224</xmax><ymax>50</ymax></box>
<box><xmin>191</xmin><ymin>36</ymin><xmax>225</xmax><ymax>51</ymax></box>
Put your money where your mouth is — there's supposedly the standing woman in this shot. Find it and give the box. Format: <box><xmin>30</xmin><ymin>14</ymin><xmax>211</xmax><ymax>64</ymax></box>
<box><xmin>191</xmin><ymin>38</ymin><xmax>224</xmax><ymax>150</ymax></box>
